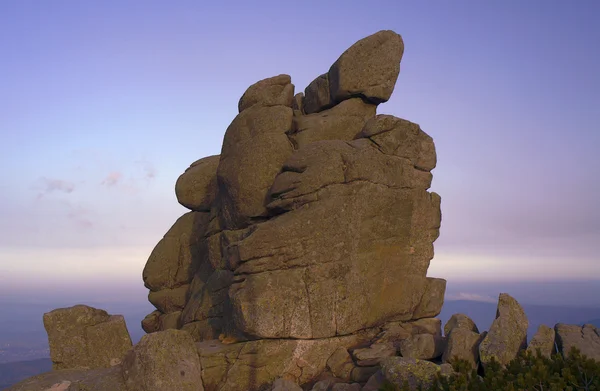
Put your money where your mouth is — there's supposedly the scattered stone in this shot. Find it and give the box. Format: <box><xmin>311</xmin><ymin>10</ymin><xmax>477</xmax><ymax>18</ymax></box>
<box><xmin>350</xmin><ymin>366</ymin><xmax>379</xmax><ymax>383</ymax></box>
<box><xmin>331</xmin><ymin>383</ymin><xmax>361</xmax><ymax>391</ymax></box>
<box><xmin>327</xmin><ymin>347</ymin><xmax>355</xmax><ymax>381</ymax></box>
<box><xmin>121</xmin><ymin>329</ymin><xmax>204</xmax><ymax>391</ymax></box>
<box><xmin>3</xmin><ymin>366</ymin><xmax>126</xmax><ymax>391</ymax></box>
<box><xmin>444</xmin><ymin>314</ymin><xmax>479</xmax><ymax>337</ymax></box>
<box><xmin>361</xmin><ymin>370</ymin><xmax>385</xmax><ymax>391</ymax></box>
<box><xmin>352</xmin><ymin>342</ymin><xmax>396</xmax><ymax>366</ymax></box>
<box><xmin>527</xmin><ymin>325</ymin><xmax>556</xmax><ymax>359</ymax></box>
<box><xmin>43</xmin><ymin>305</ymin><xmax>132</xmax><ymax>370</ymax></box>
<box><xmin>442</xmin><ymin>329</ymin><xmax>486</xmax><ymax>369</ymax></box>
<box><xmin>271</xmin><ymin>378</ymin><xmax>302</xmax><ymax>391</ymax></box>
<box><xmin>479</xmin><ymin>293</ymin><xmax>528</xmax><ymax>369</ymax></box>
<box><xmin>380</xmin><ymin>357</ymin><xmax>443</xmax><ymax>391</ymax></box>
<box><xmin>399</xmin><ymin>333</ymin><xmax>445</xmax><ymax>360</ymax></box>
<box><xmin>555</xmin><ymin>323</ymin><xmax>600</xmax><ymax>361</ymax></box>
<box><xmin>310</xmin><ymin>377</ymin><xmax>338</xmax><ymax>391</ymax></box>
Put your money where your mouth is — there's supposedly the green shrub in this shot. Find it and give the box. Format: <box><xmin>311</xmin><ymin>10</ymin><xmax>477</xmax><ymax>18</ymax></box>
<box><xmin>379</xmin><ymin>347</ymin><xmax>600</xmax><ymax>391</ymax></box>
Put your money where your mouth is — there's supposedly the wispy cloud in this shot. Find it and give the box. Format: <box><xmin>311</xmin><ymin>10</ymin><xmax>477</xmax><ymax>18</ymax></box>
<box><xmin>35</xmin><ymin>177</ymin><xmax>75</xmax><ymax>199</ymax></box>
<box><xmin>135</xmin><ymin>159</ymin><xmax>157</xmax><ymax>181</ymax></box>
<box><xmin>101</xmin><ymin>171</ymin><xmax>123</xmax><ymax>187</ymax></box>
<box><xmin>445</xmin><ymin>292</ymin><xmax>497</xmax><ymax>303</ymax></box>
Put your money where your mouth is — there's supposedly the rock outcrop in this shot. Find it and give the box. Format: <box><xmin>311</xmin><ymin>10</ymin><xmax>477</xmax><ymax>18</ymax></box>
<box><xmin>479</xmin><ymin>293</ymin><xmax>528</xmax><ymax>369</ymax></box>
<box><xmin>555</xmin><ymin>323</ymin><xmax>600</xmax><ymax>361</ymax></box>
<box><xmin>16</xmin><ymin>30</ymin><xmax>600</xmax><ymax>391</ymax></box>
<box><xmin>526</xmin><ymin>324</ymin><xmax>556</xmax><ymax>359</ymax></box>
<box><xmin>139</xmin><ymin>29</ymin><xmax>444</xmax><ymax>354</ymax></box>
<box><xmin>43</xmin><ymin>305</ymin><xmax>132</xmax><ymax>370</ymax></box>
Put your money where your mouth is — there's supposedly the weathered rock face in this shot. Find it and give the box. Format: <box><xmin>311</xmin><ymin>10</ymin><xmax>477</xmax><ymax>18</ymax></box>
<box><xmin>121</xmin><ymin>329</ymin><xmax>204</xmax><ymax>391</ymax></box>
<box><xmin>444</xmin><ymin>313</ymin><xmax>479</xmax><ymax>337</ymax></box>
<box><xmin>136</xmin><ymin>29</ymin><xmax>444</xmax><ymax>391</ymax></box>
<box><xmin>479</xmin><ymin>293</ymin><xmax>528</xmax><ymax>369</ymax></box>
<box><xmin>442</xmin><ymin>329</ymin><xmax>486</xmax><ymax>369</ymax></box>
<box><xmin>379</xmin><ymin>357</ymin><xmax>450</xmax><ymax>391</ymax></box>
<box><xmin>43</xmin><ymin>305</ymin><xmax>132</xmax><ymax>370</ymax></box>
<box><xmin>140</xmin><ymin>29</ymin><xmax>444</xmax><ymax>348</ymax></box>
<box><xmin>555</xmin><ymin>323</ymin><xmax>600</xmax><ymax>361</ymax></box>
<box><xmin>527</xmin><ymin>324</ymin><xmax>556</xmax><ymax>359</ymax></box>
<box><xmin>328</xmin><ymin>30</ymin><xmax>404</xmax><ymax>105</ymax></box>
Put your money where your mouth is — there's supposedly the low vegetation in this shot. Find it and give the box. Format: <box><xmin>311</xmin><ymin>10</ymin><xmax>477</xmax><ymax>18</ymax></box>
<box><xmin>379</xmin><ymin>347</ymin><xmax>600</xmax><ymax>391</ymax></box>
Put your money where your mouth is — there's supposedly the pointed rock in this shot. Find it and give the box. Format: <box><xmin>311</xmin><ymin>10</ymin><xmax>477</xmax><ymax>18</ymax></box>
<box><xmin>479</xmin><ymin>293</ymin><xmax>528</xmax><ymax>369</ymax></box>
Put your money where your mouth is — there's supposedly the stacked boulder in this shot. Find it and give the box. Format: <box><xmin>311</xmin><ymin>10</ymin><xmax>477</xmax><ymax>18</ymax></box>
<box><xmin>142</xmin><ymin>29</ymin><xmax>445</xmax><ymax>348</ymax></box>
<box><xmin>12</xmin><ymin>30</ymin><xmax>600</xmax><ymax>391</ymax></box>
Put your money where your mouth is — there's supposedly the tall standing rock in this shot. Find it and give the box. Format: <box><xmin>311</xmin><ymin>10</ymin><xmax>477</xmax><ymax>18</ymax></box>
<box><xmin>479</xmin><ymin>293</ymin><xmax>528</xmax><ymax>369</ymax></box>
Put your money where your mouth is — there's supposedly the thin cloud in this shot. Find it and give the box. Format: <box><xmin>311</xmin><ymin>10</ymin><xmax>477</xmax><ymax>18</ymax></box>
<box><xmin>64</xmin><ymin>201</ymin><xmax>94</xmax><ymax>229</ymax></box>
<box><xmin>445</xmin><ymin>292</ymin><xmax>497</xmax><ymax>304</ymax></box>
<box><xmin>102</xmin><ymin>171</ymin><xmax>123</xmax><ymax>187</ymax></box>
<box><xmin>36</xmin><ymin>177</ymin><xmax>75</xmax><ymax>197</ymax></box>
<box><xmin>144</xmin><ymin>163</ymin><xmax>157</xmax><ymax>180</ymax></box>
<box><xmin>134</xmin><ymin>159</ymin><xmax>157</xmax><ymax>181</ymax></box>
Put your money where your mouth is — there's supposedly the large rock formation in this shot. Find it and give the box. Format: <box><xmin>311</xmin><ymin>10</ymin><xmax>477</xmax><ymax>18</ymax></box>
<box><xmin>9</xmin><ymin>30</ymin><xmax>452</xmax><ymax>391</ymax></box>
<box><xmin>136</xmin><ymin>30</ymin><xmax>444</xmax><ymax>354</ymax></box>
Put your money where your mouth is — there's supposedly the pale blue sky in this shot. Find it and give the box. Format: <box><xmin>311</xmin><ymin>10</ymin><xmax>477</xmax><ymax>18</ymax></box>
<box><xmin>1</xmin><ymin>1</ymin><xmax>599</xmax><ymax>304</ymax></box>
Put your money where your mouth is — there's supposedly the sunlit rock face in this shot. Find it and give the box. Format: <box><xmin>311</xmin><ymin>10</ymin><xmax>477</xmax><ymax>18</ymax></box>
<box><xmin>140</xmin><ymin>30</ymin><xmax>444</xmax><ymax>344</ymax></box>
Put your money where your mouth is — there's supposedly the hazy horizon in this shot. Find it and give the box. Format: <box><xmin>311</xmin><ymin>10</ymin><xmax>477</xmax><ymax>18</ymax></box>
<box><xmin>1</xmin><ymin>1</ymin><xmax>599</xmax><ymax>308</ymax></box>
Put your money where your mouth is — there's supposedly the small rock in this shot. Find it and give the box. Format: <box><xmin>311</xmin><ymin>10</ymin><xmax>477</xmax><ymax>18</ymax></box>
<box><xmin>327</xmin><ymin>347</ymin><xmax>355</xmax><ymax>381</ymax></box>
<box><xmin>380</xmin><ymin>357</ymin><xmax>443</xmax><ymax>391</ymax></box>
<box><xmin>361</xmin><ymin>370</ymin><xmax>385</xmax><ymax>391</ymax></box>
<box><xmin>442</xmin><ymin>328</ymin><xmax>486</xmax><ymax>369</ymax></box>
<box><xmin>331</xmin><ymin>383</ymin><xmax>361</xmax><ymax>391</ymax></box>
<box><xmin>352</xmin><ymin>342</ymin><xmax>396</xmax><ymax>366</ymax></box>
<box><xmin>271</xmin><ymin>378</ymin><xmax>302</xmax><ymax>391</ymax></box>
<box><xmin>443</xmin><ymin>314</ymin><xmax>479</xmax><ymax>337</ymax></box>
<box><xmin>399</xmin><ymin>333</ymin><xmax>445</xmax><ymax>360</ymax></box>
<box><xmin>527</xmin><ymin>325</ymin><xmax>556</xmax><ymax>358</ymax></box>
<box><xmin>350</xmin><ymin>366</ymin><xmax>379</xmax><ymax>383</ymax></box>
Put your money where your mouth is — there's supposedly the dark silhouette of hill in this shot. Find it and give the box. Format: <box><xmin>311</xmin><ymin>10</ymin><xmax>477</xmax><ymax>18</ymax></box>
<box><xmin>0</xmin><ymin>358</ymin><xmax>51</xmax><ymax>390</ymax></box>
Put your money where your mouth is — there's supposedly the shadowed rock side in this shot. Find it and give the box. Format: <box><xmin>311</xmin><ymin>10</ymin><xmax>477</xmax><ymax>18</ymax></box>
<box><xmin>139</xmin><ymin>30</ymin><xmax>446</xmax><ymax>348</ymax></box>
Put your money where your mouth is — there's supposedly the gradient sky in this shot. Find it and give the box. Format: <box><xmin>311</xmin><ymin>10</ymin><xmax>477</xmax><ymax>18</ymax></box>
<box><xmin>1</xmin><ymin>1</ymin><xmax>599</xmax><ymax>304</ymax></box>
